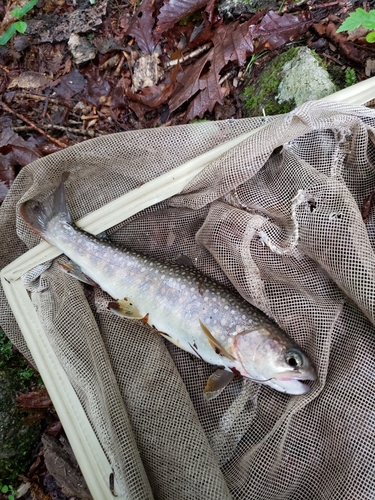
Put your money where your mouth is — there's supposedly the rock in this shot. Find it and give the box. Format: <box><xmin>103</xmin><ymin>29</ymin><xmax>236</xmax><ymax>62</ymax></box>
<box><xmin>242</xmin><ymin>47</ymin><xmax>337</xmax><ymax>117</ymax></box>
<box><xmin>68</xmin><ymin>33</ymin><xmax>96</xmax><ymax>65</ymax></box>
<box><xmin>218</xmin><ymin>0</ymin><xmax>277</xmax><ymax>18</ymax></box>
<box><xmin>276</xmin><ymin>46</ymin><xmax>337</xmax><ymax>106</ymax></box>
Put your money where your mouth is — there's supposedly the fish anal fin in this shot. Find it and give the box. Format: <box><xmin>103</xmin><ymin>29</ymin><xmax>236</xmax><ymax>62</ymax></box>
<box><xmin>204</xmin><ymin>368</ymin><xmax>235</xmax><ymax>401</ymax></box>
<box><xmin>108</xmin><ymin>298</ymin><xmax>143</xmax><ymax>319</ymax></box>
<box><xmin>199</xmin><ymin>320</ymin><xmax>235</xmax><ymax>361</ymax></box>
<box><xmin>58</xmin><ymin>261</ymin><xmax>98</xmax><ymax>287</ymax></box>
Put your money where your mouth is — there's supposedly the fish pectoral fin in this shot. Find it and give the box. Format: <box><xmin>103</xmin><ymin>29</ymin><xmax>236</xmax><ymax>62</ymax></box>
<box><xmin>58</xmin><ymin>261</ymin><xmax>98</xmax><ymax>287</ymax></box>
<box><xmin>204</xmin><ymin>368</ymin><xmax>235</xmax><ymax>401</ymax></box>
<box><xmin>199</xmin><ymin>320</ymin><xmax>235</xmax><ymax>361</ymax></box>
<box><xmin>107</xmin><ymin>298</ymin><xmax>144</xmax><ymax>319</ymax></box>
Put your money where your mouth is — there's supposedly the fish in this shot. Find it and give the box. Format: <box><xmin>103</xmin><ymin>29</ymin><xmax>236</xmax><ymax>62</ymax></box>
<box><xmin>19</xmin><ymin>178</ymin><xmax>317</xmax><ymax>399</ymax></box>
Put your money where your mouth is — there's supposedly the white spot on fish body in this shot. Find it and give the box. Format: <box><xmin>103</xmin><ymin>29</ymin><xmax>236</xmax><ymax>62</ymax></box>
<box><xmin>221</xmin><ymin>318</ymin><xmax>227</xmax><ymax>326</ymax></box>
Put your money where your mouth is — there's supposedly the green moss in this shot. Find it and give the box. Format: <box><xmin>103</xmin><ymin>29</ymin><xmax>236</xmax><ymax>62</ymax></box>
<box><xmin>241</xmin><ymin>46</ymin><xmax>300</xmax><ymax>117</ymax></box>
<box><xmin>0</xmin><ymin>330</ymin><xmax>41</xmax><ymax>484</ymax></box>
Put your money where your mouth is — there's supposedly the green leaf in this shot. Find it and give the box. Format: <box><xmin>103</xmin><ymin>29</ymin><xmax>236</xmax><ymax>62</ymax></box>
<box><xmin>364</xmin><ymin>9</ymin><xmax>375</xmax><ymax>29</ymax></box>
<box><xmin>9</xmin><ymin>495</ymin><xmax>15</xmax><ymax>500</ymax></box>
<box><xmin>1</xmin><ymin>485</ymin><xmax>9</xmax><ymax>493</ymax></box>
<box><xmin>336</xmin><ymin>8</ymin><xmax>370</xmax><ymax>32</ymax></box>
<box><xmin>11</xmin><ymin>0</ymin><xmax>38</xmax><ymax>19</ymax></box>
<box><xmin>14</xmin><ymin>21</ymin><xmax>27</xmax><ymax>33</ymax></box>
<box><xmin>0</xmin><ymin>24</ymin><xmax>17</xmax><ymax>45</ymax></box>
<box><xmin>366</xmin><ymin>31</ymin><xmax>375</xmax><ymax>42</ymax></box>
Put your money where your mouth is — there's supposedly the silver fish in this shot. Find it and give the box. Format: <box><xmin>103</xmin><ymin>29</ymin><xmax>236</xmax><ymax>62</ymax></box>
<box><xmin>20</xmin><ymin>179</ymin><xmax>316</xmax><ymax>399</ymax></box>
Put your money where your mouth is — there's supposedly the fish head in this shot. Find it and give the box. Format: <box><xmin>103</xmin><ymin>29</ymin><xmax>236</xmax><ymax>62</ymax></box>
<box><xmin>233</xmin><ymin>327</ymin><xmax>316</xmax><ymax>395</ymax></box>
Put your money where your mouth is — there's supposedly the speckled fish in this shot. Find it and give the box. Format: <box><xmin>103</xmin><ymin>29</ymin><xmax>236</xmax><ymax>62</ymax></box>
<box><xmin>20</xmin><ymin>179</ymin><xmax>316</xmax><ymax>399</ymax></box>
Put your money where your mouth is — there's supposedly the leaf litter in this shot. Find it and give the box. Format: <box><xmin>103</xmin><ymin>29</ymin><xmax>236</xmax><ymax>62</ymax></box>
<box><xmin>1</xmin><ymin>0</ymin><xmax>375</xmax><ymax>496</ymax></box>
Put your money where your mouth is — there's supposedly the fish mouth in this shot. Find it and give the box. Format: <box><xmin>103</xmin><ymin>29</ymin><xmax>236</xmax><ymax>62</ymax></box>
<box><xmin>268</xmin><ymin>378</ymin><xmax>313</xmax><ymax>395</ymax></box>
<box><xmin>271</xmin><ymin>369</ymin><xmax>317</xmax><ymax>395</ymax></box>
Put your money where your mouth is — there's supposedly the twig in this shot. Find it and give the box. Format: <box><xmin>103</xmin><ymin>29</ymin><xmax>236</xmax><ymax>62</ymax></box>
<box><xmin>81</xmin><ymin>114</ymin><xmax>99</xmax><ymax>120</ymax></box>
<box><xmin>0</xmin><ymin>99</ymin><xmax>67</xmax><ymax>148</ymax></box>
<box><xmin>45</xmin><ymin>124</ymin><xmax>95</xmax><ymax>136</ymax></box>
<box><xmin>323</xmin><ymin>53</ymin><xmax>344</xmax><ymax>65</ymax></box>
<box><xmin>218</xmin><ymin>71</ymin><xmax>231</xmax><ymax>85</ymax></box>
<box><xmin>165</xmin><ymin>42</ymin><xmax>213</xmax><ymax>68</ymax></box>
<box><xmin>13</xmin><ymin>125</ymin><xmax>96</xmax><ymax>137</ymax></box>
<box><xmin>15</xmin><ymin>92</ymin><xmax>68</xmax><ymax>107</ymax></box>
<box><xmin>310</xmin><ymin>1</ymin><xmax>339</xmax><ymax>9</ymax></box>
<box><xmin>115</xmin><ymin>53</ymin><xmax>126</xmax><ymax>74</ymax></box>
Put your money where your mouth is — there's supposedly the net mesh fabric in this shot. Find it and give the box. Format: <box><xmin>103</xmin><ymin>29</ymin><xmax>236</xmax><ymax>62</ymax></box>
<box><xmin>1</xmin><ymin>101</ymin><xmax>375</xmax><ymax>499</ymax></box>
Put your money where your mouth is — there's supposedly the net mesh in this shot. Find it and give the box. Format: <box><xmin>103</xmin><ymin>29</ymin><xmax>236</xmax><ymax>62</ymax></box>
<box><xmin>1</xmin><ymin>100</ymin><xmax>375</xmax><ymax>499</ymax></box>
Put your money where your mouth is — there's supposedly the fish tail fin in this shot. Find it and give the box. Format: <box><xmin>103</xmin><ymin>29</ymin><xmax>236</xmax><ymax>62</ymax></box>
<box><xmin>19</xmin><ymin>173</ymin><xmax>72</xmax><ymax>239</ymax></box>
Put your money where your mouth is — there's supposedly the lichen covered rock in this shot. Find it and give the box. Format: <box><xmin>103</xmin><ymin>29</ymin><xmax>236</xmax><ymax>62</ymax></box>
<box><xmin>242</xmin><ymin>47</ymin><xmax>337</xmax><ymax>117</ymax></box>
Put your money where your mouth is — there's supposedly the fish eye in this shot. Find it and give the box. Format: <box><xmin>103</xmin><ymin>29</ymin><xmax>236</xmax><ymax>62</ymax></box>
<box><xmin>285</xmin><ymin>349</ymin><xmax>303</xmax><ymax>368</ymax></box>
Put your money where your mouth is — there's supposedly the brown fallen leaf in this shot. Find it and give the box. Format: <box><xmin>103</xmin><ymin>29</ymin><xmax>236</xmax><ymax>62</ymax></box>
<box><xmin>0</xmin><ymin>128</ymin><xmax>41</xmax><ymax>200</ymax></box>
<box><xmin>0</xmin><ymin>180</ymin><xmax>9</xmax><ymax>203</ymax></box>
<box><xmin>170</xmin><ymin>10</ymin><xmax>312</xmax><ymax>120</ymax></box>
<box><xmin>313</xmin><ymin>21</ymin><xmax>369</xmax><ymax>64</ymax></box>
<box><xmin>45</xmin><ymin>420</ymin><xmax>63</xmax><ymax>437</ymax></box>
<box><xmin>17</xmin><ymin>387</ymin><xmax>53</xmax><ymax>409</ymax></box>
<box><xmin>126</xmin><ymin>82</ymin><xmax>175</xmax><ymax>109</ymax></box>
<box><xmin>124</xmin><ymin>0</ymin><xmax>156</xmax><ymax>53</ymax></box>
<box><xmin>8</xmin><ymin>71</ymin><xmax>53</xmax><ymax>90</ymax></box>
<box><xmin>156</xmin><ymin>0</ymin><xmax>210</xmax><ymax>34</ymax></box>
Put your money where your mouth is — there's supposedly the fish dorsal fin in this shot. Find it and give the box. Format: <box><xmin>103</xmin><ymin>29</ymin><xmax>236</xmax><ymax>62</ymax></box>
<box><xmin>199</xmin><ymin>320</ymin><xmax>235</xmax><ymax>361</ymax></box>
<box><xmin>204</xmin><ymin>368</ymin><xmax>235</xmax><ymax>400</ymax></box>
<box><xmin>58</xmin><ymin>261</ymin><xmax>98</xmax><ymax>287</ymax></box>
<box><xmin>107</xmin><ymin>298</ymin><xmax>144</xmax><ymax>319</ymax></box>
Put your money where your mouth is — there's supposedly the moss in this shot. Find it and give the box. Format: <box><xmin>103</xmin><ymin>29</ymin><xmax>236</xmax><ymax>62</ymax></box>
<box><xmin>325</xmin><ymin>62</ymin><xmax>348</xmax><ymax>89</ymax></box>
<box><xmin>241</xmin><ymin>47</ymin><xmax>339</xmax><ymax>116</ymax></box>
<box><xmin>0</xmin><ymin>330</ymin><xmax>41</xmax><ymax>484</ymax></box>
<box><xmin>241</xmin><ymin>46</ymin><xmax>300</xmax><ymax>118</ymax></box>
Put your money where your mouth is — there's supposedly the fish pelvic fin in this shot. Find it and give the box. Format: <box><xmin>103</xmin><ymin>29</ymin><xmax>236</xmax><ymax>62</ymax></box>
<box><xmin>199</xmin><ymin>320</ymin><xmax>235</xmax><ymax>361</ymax></box>
<box><xmin>107</xmin><ymin>298</ymin><xmax>144</xmax><ymax>319</ymax></box>
<box><xmin>204</xmin><ymin>368</ymin><xmax>235</xmax><ymax>401</ymax></box>
<box><xmin>19</xmin><ymin>173</ymin><xmax>72</xmax><ymax>239</ymax></box>
<box><xmin>58</xmin><ymin>260</ymin><xmax>98</xmax><ymax>287</ymax></box>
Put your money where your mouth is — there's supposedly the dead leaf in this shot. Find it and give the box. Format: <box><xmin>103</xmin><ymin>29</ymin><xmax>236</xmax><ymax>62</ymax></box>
<box><xmin>0</xmin><ymin>128</ymin><xmax>41</xmax><ymax>190</ymax></box>
<box><xmin>126</xmin><ymin>82</ymin><xmax>175</xmax><ymax>108</ymax></box>
<box><xmin>313</xmin><ymin>22</ymin><xmax>369</xmax><ymax>64</ymax></box>
<box><xmin>53</xmin><ymin>68</ymin><xmax>86</xmax><ymax>100</ymax></box>
<box><xmin>169</xmin><ymin>10</ymin><xmax>312</xmax><ymax>120</ymax></box>
<box><xmin>0</xmin><ymin>180</ymin><xmax>9</xmax><ymax>203</ymax></box>
<box><xmin>254</xmin><ymin>10</ymin><xmax>312</xmax><ymax>51</ymax></box>
<box><xmin>8</xmin><ymin>71</ymin><xmax>53</xmax><ymax>90</ymax></box>
<box><xmin>124</xmin><ymin>0</ymin><xmax>156</xmax><ymax>54</ymax></box>
<box><xmin>45</xmin><ymin>420</ymin><xmax>63</xmax><ymax>437</ymax></box>
<box><xmin>156</xmin><ymin>0</ymin><xmax>209</xmax><ymax>34</ymax></box>
<box><xmin>17</xmin><ymin>387</ymin><xmax>53</xmax><ymax>409</ymax></box>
